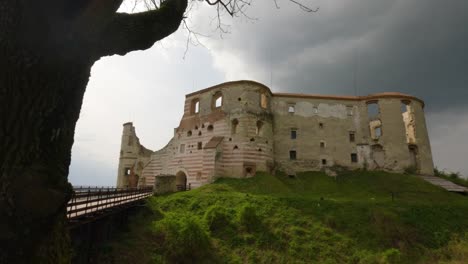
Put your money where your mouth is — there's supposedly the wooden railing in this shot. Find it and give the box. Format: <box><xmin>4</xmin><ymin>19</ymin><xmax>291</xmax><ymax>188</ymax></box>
<box><xmin>67</xmin><ymin>186</ymin><xmax>153</xmax><ymax>220</ymax></box>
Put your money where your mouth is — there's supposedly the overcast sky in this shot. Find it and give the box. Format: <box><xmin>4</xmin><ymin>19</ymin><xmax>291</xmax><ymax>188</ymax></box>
<box><xmin>68</xmin><ymin>0</ymin><xmax>468</xmax><ymax>186</ymax></box>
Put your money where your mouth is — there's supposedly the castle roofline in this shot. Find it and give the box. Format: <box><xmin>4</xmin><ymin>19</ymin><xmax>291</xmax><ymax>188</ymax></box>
<box><xmin>275</xmin><ymin>92</ymin><xmax>425</xmax><ymax>107</ymax></box>
<box><xmin>185</xmin><ymin>80</ymin><xmax>273</xmax><ymax>98</ymax></box>
<box><xmin>185</xmin><ymin>81</ymin><xmax>425</xmax><ymax>107</ymax></box>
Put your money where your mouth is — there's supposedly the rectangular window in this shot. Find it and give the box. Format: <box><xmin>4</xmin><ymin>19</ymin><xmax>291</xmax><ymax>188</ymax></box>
<box><xmin>124</xmin><ymin>168</ymin><xmax>131</xmax><ymax>176</ymax></box>
<box><xmin>320</xmin><ymin>141</ymin><xmax>325</xmax><ymax>148</ymax></box>
<box><xmin>291</xmin><ymin>129</ymin><xmax>297</xmax><ymax>139</ymax></box>
<box><xmin>349</xmin><ymin>132</ymin><xmax>355</xmax><ymax>142</ymax></box>
<box><xmin>351</xmin><ymin>153</ymin><xmax>358</xmax><ymax>163</ymax></box>
<box><xmin>321</xmin><ymin>159</ymin><xmax>327</xmax><ymax>165</ymax></box>
<box><xmin>374</xmin><ymin>127</ymin><xmax>382</xmax><ymax>138</ymax></box>
<box><xmin>288</xmin><ymin>105</ymin><xmax>295</xmax><ymax>113</ymax></box>
<box><xmin>197</xmin><ymin>142</ymin><xmax>202</xmax><ymax>150</ymax></box>
<box><xmin>319</xmin><ymin>123</ymin><xmax>324</xmax><ymax>129</ymax></box>
<box><xmin>289</xmin><ymin>150</ymin><xmax>297</xmax><ymax>160</ymax></box>
<box><xmin>179</xmin><ymin>144</ymin><xmax>185</xmax><ymax>153</ymax></box>
<box><xmin>313</xmin><ymin>106</ymin><xmax>318</xmax><ymax>114</ymax></box>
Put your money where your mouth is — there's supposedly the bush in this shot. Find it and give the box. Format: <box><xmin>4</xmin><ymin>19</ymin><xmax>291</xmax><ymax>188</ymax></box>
<box><xmin>152</xmin><ymin>213</ymin><xmax>211</xmax><ymax>263</ymax></box>
<box><xmin>238</xmin><ymin>204</ymin><xmax>262</xmax><ymax>232</ymax></box>
<box><xmin>204</xmin><ymin>205</ymin><xmax>234</xmax><ymax>233</ymax></box>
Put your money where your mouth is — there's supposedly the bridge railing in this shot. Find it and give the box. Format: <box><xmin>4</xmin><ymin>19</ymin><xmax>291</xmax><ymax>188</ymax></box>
<box><xmin>67</xmin><ymin>186</ymin><xmax>153</xmax><ymax>220</ymax></box>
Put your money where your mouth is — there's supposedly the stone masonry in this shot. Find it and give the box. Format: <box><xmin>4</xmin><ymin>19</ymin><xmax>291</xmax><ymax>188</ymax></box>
<box><xmin>116</xmin><ymin>80</ymin><xmax>434</xmax><ymax>191</ymax></box>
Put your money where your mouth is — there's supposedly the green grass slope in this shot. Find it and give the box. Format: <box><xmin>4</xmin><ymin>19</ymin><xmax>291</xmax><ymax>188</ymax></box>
<box><xmin>97</xmin><ymin>171</ymin><xmax>468</xmax><ymax>264</ymax></box>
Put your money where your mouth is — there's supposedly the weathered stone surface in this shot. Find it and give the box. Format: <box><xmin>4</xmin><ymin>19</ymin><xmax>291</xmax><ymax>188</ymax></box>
<box><xmin>116</xmin><ymin>80</ymin><xmax>434</xmax><ymax>190</ymax></box>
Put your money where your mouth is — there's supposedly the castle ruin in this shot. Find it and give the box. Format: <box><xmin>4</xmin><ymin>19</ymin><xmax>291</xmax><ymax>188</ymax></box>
<box><xmin>116</xmin><ymin>80</ymin><xmax>434</xmax><ymax>192</ymax></box>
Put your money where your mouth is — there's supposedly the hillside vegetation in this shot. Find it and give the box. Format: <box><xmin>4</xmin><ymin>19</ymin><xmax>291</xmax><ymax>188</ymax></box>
<box><xmin>96</xmin><ymin>171</ymin><xmax>468</xmax><ymax>263</ymax></box>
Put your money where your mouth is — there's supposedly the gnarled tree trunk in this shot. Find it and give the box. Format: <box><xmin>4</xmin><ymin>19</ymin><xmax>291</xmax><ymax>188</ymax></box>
<box><xmin>0</xmin><ymin>0</ymin><xmax>187</xmax><ymax>262</ymax></box>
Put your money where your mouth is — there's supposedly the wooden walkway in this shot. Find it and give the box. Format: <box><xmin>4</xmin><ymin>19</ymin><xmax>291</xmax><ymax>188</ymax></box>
<box><xmin>67</xmin><ymin>186</ymin><xmax>153</xmax><ymax>227</ymax></box>
<box><xmin>419</xmin><ymin>175</ymin><xmax>468</xmax><ymax>193</ymax></box>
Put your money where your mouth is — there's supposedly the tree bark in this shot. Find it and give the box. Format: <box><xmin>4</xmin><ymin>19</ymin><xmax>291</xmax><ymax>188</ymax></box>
<box><xmin>0</xmin><ymin>0</ymin><xmax>187</xmax><ymax>262</ymax></box>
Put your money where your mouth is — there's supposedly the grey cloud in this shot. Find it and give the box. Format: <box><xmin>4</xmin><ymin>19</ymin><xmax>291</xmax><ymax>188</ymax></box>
<box><xmin>206</xmin><ymin>0</ymin><xmax>468</xmax><ymax>112</ymax></box>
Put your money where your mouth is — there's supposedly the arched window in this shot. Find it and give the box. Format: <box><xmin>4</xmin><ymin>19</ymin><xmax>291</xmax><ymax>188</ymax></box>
<box><xmin>260</xmin><ymin>92</ymin><xmax>268</xmax><ymax>109</ymax></box>
<box><xmin>191</xmin><ymin>98</ymin><xmax>200</xmax><ymax>114</ymax></box>
<box><xmin>212</xmin><ymin>92</ymin><xmax>223</xmax><ymax>109</ymax></box>
<box><xmin>231</xmin><ymin>119</ymin><xmax>239</xmax><ymax>134</ymax></box>
<box><xmin>256</xmin><ymin>120</ymin><xmax>264</xmax><ymax>136</ymax></box>
<box><xmin>187</xmin><ymin>130</ymin><xmax>192</xmax><ymax>137</ymax></box>
<box><xmin>207</xmin><ymin>124</ymin><xmax>214</xmax><ymax>132</ymax></box>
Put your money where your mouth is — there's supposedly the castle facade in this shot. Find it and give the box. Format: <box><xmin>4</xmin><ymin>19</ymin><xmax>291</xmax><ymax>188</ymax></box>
<box><xmin>116</xmin><ymin>81</ymin><xmax>434</xmax><ymax>191</ymax></box>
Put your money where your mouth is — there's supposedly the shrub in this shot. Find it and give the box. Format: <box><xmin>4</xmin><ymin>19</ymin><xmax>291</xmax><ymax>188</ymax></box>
<box><xmin>152</xmin><ymin>213</ymin><xmax>211</xmax><ymax>263</ymax></box>
<box><xmin>238</xmin><ymin>204</ymin><xmax>262</xmax><ymax>232</ymax></box>
<box><xmin>204</xmin><ymin>204</ymin><xmax>234</xmax><ymax>233</ymax></box>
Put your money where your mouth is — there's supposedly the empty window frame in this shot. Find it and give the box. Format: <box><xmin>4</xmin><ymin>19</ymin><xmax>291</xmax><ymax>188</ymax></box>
<box><xmin>288</xmin><ymin>104</ymin><xmax>295</xmax><ymax>113</ymax></box>
<box><xmin>321</xmin><ymin>159</ymin><xmax>327</xmax><ymax>165</ymax></box>
<box><xmin>187</xmin><ymin>130</ymin><xmax>192</xmax><ymax>137</ymax></box>
<box><xmin>349</xmin><ymin>132</ymin><xmax>355</xmax><ymax>142</ymax></box>
<box><xmin>290</xmin><ymin>129</ymin><xmax>297</xmax><ymax>139</ymax></box>
<box><xmin>191</xmin><ymin>98</ymin><xmax>200</xmax><ymax>114</ymax></box>
<box><xmin>197</xmin><ymin>142</ymin><xmax>203</xmax><ymax>150</ymax></box>
<box><xmin>367</xmin><ymin>101</ymin><xmax>379</xmax><ymax>118</ymax></box>
<box><xmin>319</xmin><ymin>123</ymin><xmax>324</xmax><ymax>129</ymax></box>
<box><xmin>212</xmin><ymin>92</ymin><xmax>223</xmax><ymax>109</ymax></box>
<box><xmin>320</xmin><ymin>141</ymin><xmax>326</xmax><ymax>148</ymax></box>
<box><xmin>231</xmin><ymin>119</ymin><xmax>239</xmax><ymax>134</ymax></box>
<box><xmin>207</xmin><ymin>125</ymin><xmax>214</xmax><ymax>132</ymax></box>
<box><xmin>256</xmin><ymin>120</ymin><xmax>264</xmax><ymax>135</ymax></box>
<box><xmin>124</xmin><ymin>168</ymin><xmax>131</xmax><ymax>176</ymax></box>
<box><xmin>289</xmin><ymin>150</ymin><xmax>297</xmax><ymax>160</ymax></box>
<box><xmin>351</xmin><ymin>153</ymin><xmax>358</xmax><ymax>163</ymax></box>
<box><xmin>374</xmin><ymin>127</ymin><xmax>382</xmax><ymax>138</ymax></box>
<box><xmin>260</xmin><ymin>93</ymin><xmax>268</xmax><ymax>109</ymax></box>
<box><xmin>401</xmin><ymin>100</ymin><xmax>410</xmax><ymax>113</ymax></box>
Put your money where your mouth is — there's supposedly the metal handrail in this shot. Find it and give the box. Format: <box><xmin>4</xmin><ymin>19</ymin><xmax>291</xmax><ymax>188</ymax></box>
<box><xmin>67</xmin><ymin>186</ymin><xmax>153</xmax><ymax>220</ymax></box>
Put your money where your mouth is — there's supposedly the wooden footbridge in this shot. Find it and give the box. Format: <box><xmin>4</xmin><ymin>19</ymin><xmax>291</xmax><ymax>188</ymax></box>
<box><xmin>67</xmin><ymin>186</ymin><xmax>153</xmax><ymax>228</ymax></box>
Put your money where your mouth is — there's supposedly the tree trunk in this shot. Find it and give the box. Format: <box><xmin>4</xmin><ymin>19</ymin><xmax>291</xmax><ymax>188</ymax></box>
<box><xmin>0</xmin><ymin>46</ymin><xmax>94</xmax><ymax>263</ymax></box>
<box><xmin>0</xmin><ymin>0</ymin><xmax>187</xmax><ymax>262</ymax></box>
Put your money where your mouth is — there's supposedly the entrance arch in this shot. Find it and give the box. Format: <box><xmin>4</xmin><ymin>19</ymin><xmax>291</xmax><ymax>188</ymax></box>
<box><xmin>175</xmin><ymin>171</ymin><xmax>187</xmax><ymax>191</ymax></box>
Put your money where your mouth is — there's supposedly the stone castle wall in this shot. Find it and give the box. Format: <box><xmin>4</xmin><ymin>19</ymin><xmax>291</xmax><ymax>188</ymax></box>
<box><xmin>116</xmin><ymin>80</ymin><xmax>434</xmax><ymax>188</ymax></box>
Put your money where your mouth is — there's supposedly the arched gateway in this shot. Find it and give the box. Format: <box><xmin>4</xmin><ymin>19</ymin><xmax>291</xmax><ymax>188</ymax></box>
<box><xmin>175</xmin><ymin>171</ymin><xmax>187</xmax><ymax>191</ymax></box>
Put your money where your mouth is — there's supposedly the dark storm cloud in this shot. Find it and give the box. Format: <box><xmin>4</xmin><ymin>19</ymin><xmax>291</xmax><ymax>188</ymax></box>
<box><xmin>211</xmin><ymin>0</ymin><xmax>468</xmax><ymax>112</ymax></box>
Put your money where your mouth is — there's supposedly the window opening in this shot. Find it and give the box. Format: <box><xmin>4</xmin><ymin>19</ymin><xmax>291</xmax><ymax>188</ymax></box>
<box><xmin>291</xmin><ymin>129</ymin><xmax>297</xmax><ymax>139</ymax></box>
<box><xmin>197</xmin><ymin>142</ymin><xmax>202</xmax><ymax>150</ymax></box>
<box><xmin>256</xmin><ymin>120</ymin><xmax>263</xmax><ymax>135</ymax></box>
<box><xmin>374</xmin><ymin>127</ymin><xmax>382</xmax><ymax>138</ymax></box>
<box><xmin>231</xmin><ymin>119</ymin><xmax>239</xmax><ymax>134</ymax></box>
<box><xmin>367</xmin><ymin>101</ymin><xmax>379</xmax><ymax>118</ymax></box>
<box><xmin>179</xmin><ymin>144</ymin><xmax>185</xmax><ymax>153</ymax></box>
<box><xmin>187</xmin><ymin>130</ymin><xmax>192</xmax><ymax>137</ymax></box>
<box><xmin>212</xmin><ymin>91</ymin><xmax>222</xmax><ymax>109</ymax></box>
<box><xmin>207</xmin><ymin>125</ymin><xmax>214</xmax><ymax>132</ymax></box>
<box><xmin>320</xmin><ymin>141</ymin><xmax>325</xmax><ymax>148</ymax></box>
<box><xmin>322</xmin><ymin>159</ymin><xmax>327</xmax><ymax>165</ymax></box>
<box><xmin>124</xmin><ymin>168</ymin><xmax>131</xmax><ymax>176</ymax></box>
<box><xmin>260</xmin><ymin>93</ymin><xmax>268</xmax><ymax>108</ymax></box>
<box><xmin>351</xmin><ymin>153</ymin><xmax>358</xmax><ymax>163</ymax></box>
<box><xmin>288</xmin><ymin>105</ymin><xmax>295</xmax><ymax>113</ymax></box>
<box><xmin>319</xmin><ymin>123</ymin><xmax>324</xmax><ymax>129</ymax></box>
<box><xmin>289</xmin><ymin>150</ymin><xmax>297</xmax><ymax>160</ymax></box>
<box><xmin>349</xmin><ymin>132</ymin><xmax>355</xmax><ymax>142</ymax></box>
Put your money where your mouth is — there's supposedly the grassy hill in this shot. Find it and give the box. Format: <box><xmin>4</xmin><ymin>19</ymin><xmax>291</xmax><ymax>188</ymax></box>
<box><xmin>96</xmin><ymin>171</ymin><xmax>468</xmax><ymax>263</ymax></box>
